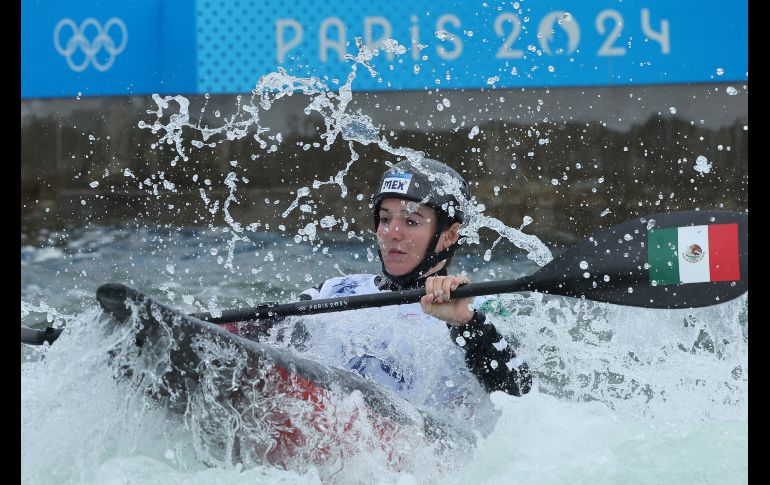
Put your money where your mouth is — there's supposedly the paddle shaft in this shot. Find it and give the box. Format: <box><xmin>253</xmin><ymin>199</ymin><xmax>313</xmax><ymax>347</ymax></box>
<box><xmin>193</xmin><ymin>275</ymin><xmax>537</xmax><ymax>323</ymax></box>
<box><xmin>20</xmin><ymin>278</ymin><xmax>536</xmax><ymax>344</ymax></box>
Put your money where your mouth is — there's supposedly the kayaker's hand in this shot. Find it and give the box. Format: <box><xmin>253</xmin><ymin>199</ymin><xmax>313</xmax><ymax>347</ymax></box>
<box><xmin>421</xmin><ymin>274</ymin><xmax>475</xmax><ymax>326</ymax></box>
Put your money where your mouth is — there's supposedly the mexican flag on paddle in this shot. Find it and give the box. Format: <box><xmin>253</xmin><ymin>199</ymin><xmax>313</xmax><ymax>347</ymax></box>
<box><xmin>648</xmin><ymin>223</ymin><xmax>740</xmax><ymax>285</ymax></box>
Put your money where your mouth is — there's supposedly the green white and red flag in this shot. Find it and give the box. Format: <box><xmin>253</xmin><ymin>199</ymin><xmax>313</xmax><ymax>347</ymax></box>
<box><xmin>647</xmin><ymin>223</ymin><xmax>740</xmax><ymax>285</ymax></box>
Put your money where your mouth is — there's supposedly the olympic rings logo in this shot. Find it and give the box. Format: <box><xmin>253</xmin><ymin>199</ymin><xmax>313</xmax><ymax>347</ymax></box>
<box><xmin>53</xmin><ymin>18</ymin><xmax>128</xmax><ymax>72</ymax></box>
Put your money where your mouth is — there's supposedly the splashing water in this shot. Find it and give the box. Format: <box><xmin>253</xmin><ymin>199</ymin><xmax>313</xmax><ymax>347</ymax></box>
<box><xmin>137</xmin><ymin>39</ymin><xmax>553</xmax><ymax>271</ymax></box>
<box><xmin>21</xmin><ymin>214</ymin><xmax>748</xmax><ymax>483</ymax></box>
<box><xmin>21</xmin><ymin>244</ymin><xmax>748</xmax><ymax>483</ymax></box>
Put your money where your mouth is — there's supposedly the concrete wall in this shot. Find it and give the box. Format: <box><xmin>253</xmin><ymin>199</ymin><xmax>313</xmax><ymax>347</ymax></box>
<box><xmin>21</xmin><ymin>83</ymin><xmax>747</xmax><ymax>246</ymax></box>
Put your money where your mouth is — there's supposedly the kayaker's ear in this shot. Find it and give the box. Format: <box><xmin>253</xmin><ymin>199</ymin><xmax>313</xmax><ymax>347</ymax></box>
<box><xmin>441</xmin><ymin>222</ymin><xmax>461</xmax><ymax>247</ymax></box>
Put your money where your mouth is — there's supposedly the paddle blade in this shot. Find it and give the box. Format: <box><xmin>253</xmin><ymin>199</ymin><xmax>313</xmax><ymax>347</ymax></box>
<box><xmin>96</xmin><ymin>283</ymin><xmax>139</xmax><ymax>320</ymax></box>
<box><xmin>526</xmin><ymin>210</ymin><xmax>747</xmax><ymax>308</ymax></box>
<box><xmin>21</xmin><ymin>325</ymin><xmax>63</xmax><ymax>345</ymax></box>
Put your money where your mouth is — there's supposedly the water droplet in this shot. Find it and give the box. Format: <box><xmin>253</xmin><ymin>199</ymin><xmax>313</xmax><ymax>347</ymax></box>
<box><xmin>579</xmin><ymin>261</ymin><xmax>589</xmax><ymax>270</ymax></box>
<box><xmin>694</xmin><ymin>155</ymin><xmax>712</xmax><ymax>175</ymax></box>
<box><xmin>726</xmin><ymin>86</ymin><xmax>738</xmax><ymax>95</ymax></box>
<box><xmin>320</xmin><ymin>216</ymin><xmax>337</xmax><ymax>228</ymax></box>
<box><xmin>435</xmin><ymin>30</ymin><xmax>451</xmax><ymax>40</ymax></box>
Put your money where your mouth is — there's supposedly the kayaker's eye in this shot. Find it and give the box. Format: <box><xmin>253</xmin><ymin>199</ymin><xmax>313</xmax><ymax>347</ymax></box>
<box><xmin>379</xmin><ymin>216</ymin><xmax>391</xmax><ymax>225</ymax></box>
<box><xmin>406</xmin><ymin>218</ymin><xmax>420</xmax><ymax>227</ymax></box>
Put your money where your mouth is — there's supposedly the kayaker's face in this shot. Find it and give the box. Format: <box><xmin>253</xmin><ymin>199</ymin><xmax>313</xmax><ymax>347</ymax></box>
<box><xmin>377</xmin><ymin>198</ymin><xmax>438</xmax><ymax>276</ymax></box>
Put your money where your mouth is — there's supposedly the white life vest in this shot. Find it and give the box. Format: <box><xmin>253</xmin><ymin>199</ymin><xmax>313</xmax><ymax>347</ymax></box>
<box><xmin>296</xmin><ymin>274</ymin><xmax>494</xmax><ymax>419</ymax></box>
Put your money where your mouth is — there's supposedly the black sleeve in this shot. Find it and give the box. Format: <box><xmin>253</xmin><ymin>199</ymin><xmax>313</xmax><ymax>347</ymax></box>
<box><xmin>447</xmin><ymin>311</ymin><xmax>532</xmax><ymax>396</ymax></box>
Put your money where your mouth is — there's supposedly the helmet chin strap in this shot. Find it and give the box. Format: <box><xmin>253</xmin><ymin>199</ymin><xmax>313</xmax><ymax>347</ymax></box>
<box><xmin>377</xmin><ymin>221</ymin><xmax>461</xmax><ymax>290</ymax></box>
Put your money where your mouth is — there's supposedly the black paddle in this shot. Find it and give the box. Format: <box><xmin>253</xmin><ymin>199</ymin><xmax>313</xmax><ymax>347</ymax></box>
<box><xmin>22</xmin><ymin>210</ymin><xmax>747</xmax><ymax>345</ymax></box>
<box><xmin>20</xmin><ymin>325</ymin><xmax>63</xmax><ymax>346</ymax></box>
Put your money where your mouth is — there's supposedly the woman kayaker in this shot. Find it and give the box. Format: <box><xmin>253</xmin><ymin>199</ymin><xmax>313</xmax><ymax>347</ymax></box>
<box><xmin>227</xmin><ymin>158</ymin><xmax>530</xmax><ymax>417</ymax></box>
<box><xmin>285</xmin><ymin>158</ymin><xmax>532</xmax><ymax>404</ymax></box>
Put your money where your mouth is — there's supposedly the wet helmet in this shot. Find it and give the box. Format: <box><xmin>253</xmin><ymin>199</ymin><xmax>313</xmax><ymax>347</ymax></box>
<box><xmin>372</xmin><ymin>158</ymin><xmax>471</xmax><ymax>229</ymax></box>
<box><xmin>372</xmin><ymin>158</ymin><xmax>472</xmax><ymax>289</ymax></box>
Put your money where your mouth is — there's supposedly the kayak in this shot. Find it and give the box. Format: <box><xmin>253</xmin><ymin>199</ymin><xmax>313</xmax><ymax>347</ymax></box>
<box><xmin>96</xmin><ymin>283</ymin><xmax>476</xmax><ymax>470</ymax></box>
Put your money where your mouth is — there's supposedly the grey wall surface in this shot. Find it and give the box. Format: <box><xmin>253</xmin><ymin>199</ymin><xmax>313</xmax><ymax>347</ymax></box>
<box><xmin>21</xmin><ymin>83</ymin><xmax>747</xmax><ymax>246</ymax></box>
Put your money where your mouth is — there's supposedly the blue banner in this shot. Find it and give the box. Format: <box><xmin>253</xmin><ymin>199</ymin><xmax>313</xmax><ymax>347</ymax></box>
<box><xmin>21</xmin><ymin>0</ymin><xmax>196</xmax><ymax>98</ymax></box>
<box><xmin>21</xmin><ymin>0</ymin><xmax>747</xmax><ymax>98</ymax></box>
